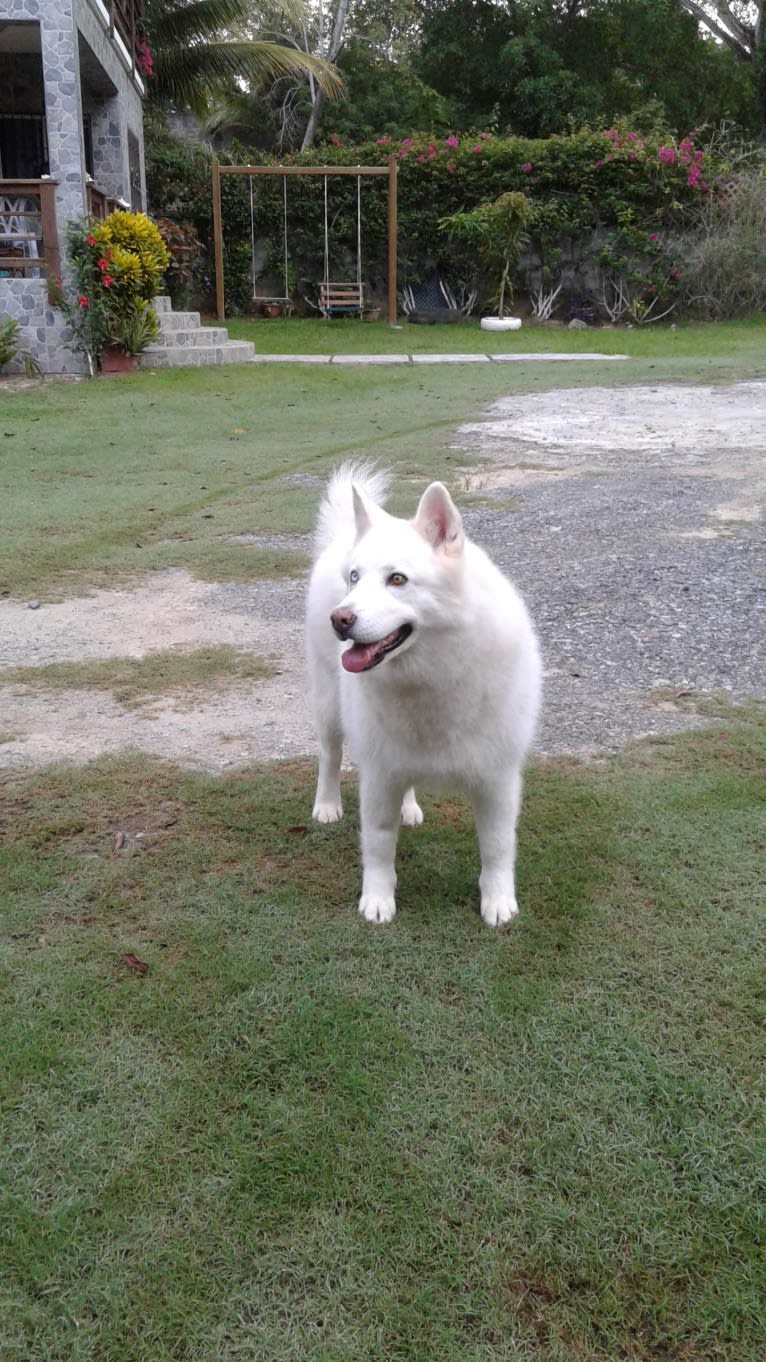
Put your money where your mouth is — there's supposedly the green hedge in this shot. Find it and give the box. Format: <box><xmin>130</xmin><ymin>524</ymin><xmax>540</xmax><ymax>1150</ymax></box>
<box><xmin>146</xmin><ymin>124</ymin><xmax>721</xmax><ymax>315</ymax></box>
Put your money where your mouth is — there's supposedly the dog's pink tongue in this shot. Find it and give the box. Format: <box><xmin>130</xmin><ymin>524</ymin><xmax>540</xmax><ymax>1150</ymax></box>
<box><xmin>341</xmin><ymin>642</ymin><xmax>377</xmax><ymax>673</ymax></box>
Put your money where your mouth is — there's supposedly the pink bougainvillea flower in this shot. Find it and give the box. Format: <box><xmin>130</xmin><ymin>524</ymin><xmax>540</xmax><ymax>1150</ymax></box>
<box><xmin>400</xmin><ymin>138</ymin><xmax>412</xmax><ymax>148</ymax></box>
<box><xmin>522</xmin><ymin>162</ymin><xmax>532</xmax><ymax>171</ymax></box>
<box><xmin>479</xmin><ymin>131</ymin><xmax>492</xmax><ymax>140</ymax></box>
<box><xmin>445</xmin><ymin>134</ymin><xmax>458</xmax><ymax>147</ymax></box>
<box><xmin>658</xmin><ymin>146</ymin><xmax>676</xmax><ymax>165</ymax></box>
<box><xmin>472</xmin><ymin>144</ymin><xmax>482</xmax><ymax>153</ymax></box>
<box><xmin>594</xmin><ymin>159</ymin><xmax>604</xmax><ymax>167</ymax></box>
<box><xmin>137</xmin><ymin>38</ymin><xmax>153</xmax><ymax>76</ymax></box>
<box><xmin>648</xmin><ymin>232</ymin><xmax>658</xmax><ymax>241</ymax></box>
<box><xmin>416</xmin><ymin>154</ymin><xmax>425</xmax><ymax>163</ymax></box>
<box><xmin>446</xmin><ymin>159</ymin><xmax>456</xmax><ymax>172</ymax></box>
<box><xmin>376</xmin><ymin>135</ymin><xmax>391</xmax><ymax>145</ymax></box>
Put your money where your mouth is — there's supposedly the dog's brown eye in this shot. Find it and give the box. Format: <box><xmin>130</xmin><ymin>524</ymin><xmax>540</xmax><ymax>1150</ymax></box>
<box><xmin>388</xmin><ymin>572</ymin><xmax>408</xmax><ymax>587</ymax></box>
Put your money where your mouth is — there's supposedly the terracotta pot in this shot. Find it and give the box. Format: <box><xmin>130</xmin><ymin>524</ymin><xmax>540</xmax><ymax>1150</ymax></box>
<box><xmin>100</xmin><ymin>345</ymin><xmax>137</xmax><ymax>374</ymax></box>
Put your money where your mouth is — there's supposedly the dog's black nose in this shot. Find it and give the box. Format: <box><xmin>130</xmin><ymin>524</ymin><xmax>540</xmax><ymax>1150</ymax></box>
<box><xmin>331</xmin><ymin>606</ymin><xmax>356</xmax><ymax>640</ymax></box>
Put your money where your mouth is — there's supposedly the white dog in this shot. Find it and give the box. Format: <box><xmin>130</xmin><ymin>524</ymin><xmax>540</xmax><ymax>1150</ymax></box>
<box><xmin>305</xmin><ymin>463</ymin><xmax>542</xmax><ymax>926</ymax></box>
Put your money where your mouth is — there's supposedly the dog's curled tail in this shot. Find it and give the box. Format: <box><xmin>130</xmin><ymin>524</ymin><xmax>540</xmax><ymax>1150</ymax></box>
<box><xmin>313</xmin><ymin>460</ymin><xmax>390</xmax><ymax>555</ymax></box>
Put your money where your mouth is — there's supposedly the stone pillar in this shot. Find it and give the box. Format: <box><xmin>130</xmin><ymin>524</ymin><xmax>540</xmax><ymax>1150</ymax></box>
<box><xmin>38</xmin><ymin>0</ymin><xmax>88</xmax><ymax>241</ymax></box>
<box><xmin>89</xmin><ymin>94</ymin><xmax>124</xmax><ymax>200</ymax></box>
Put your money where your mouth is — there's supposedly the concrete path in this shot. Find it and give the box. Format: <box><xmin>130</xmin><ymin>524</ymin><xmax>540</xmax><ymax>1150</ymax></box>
<box><xmin>248</xmin><ymin>352</ymin><xmax>628</xmax><ymax>364</ymax></box>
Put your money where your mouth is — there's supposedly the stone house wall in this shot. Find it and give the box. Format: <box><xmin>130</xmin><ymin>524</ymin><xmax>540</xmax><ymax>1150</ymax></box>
<box><xmin>1</xmin><ymin>0</ymin><xmax>146</xmax><ymax>373</ymax></box>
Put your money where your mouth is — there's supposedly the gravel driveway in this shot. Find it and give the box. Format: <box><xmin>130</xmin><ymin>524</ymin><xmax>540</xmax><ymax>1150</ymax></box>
<box><xmin>1</xmin><ymin>380</ymin><xmax>763</xmax><ymax>772</ymax></box>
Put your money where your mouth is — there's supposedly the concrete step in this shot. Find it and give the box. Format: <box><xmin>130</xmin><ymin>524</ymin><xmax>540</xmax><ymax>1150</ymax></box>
<box><xmin>153</xmin><ymin>326</ymin><xmax>230</xmax><ymax>347</ymax></box>
<box><xmin>157</xmin><ymin>310</ymin><xmax>202</xmax><ymax>332</ymax></box>
<box><xmin>153</xmin><ymin>295</ymin><xmax>173</xmax><ymax>314</ymax></box>
<box><xmin>139</xmin><ymin>340</ymin><xmax>255</xmax><ymax>368</ymax></box>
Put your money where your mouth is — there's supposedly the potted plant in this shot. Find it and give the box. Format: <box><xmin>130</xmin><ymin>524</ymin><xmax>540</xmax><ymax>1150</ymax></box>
<box><xmin>52</xmin><ymin>210</ymin><xmax>169</xmax><ymax>374</ymax></box>
<box><xmin>440</xmin><ymin>191</ymin><xmax>534</xmax><ymax>331</ymax></box>
<box><xmin>102</xmin><ymin>301</ymin><xmax>160</xmax><ymax>371</ymax></box>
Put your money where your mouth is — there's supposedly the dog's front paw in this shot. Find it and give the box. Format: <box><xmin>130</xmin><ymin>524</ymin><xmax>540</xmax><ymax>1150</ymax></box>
<box><xmin>358</xmin><ymin>893</ymin><xmax>396</xmax><ymax>924</ymax></box>
<box><xmin>480</xmin><ymin>894</ymin><xmax>519</xmax><ymax>927</ymax></box>
<box><xmin>312</xmin><ymin>799</ymin><xmax>343</xmax><ymax>823</ymax></box>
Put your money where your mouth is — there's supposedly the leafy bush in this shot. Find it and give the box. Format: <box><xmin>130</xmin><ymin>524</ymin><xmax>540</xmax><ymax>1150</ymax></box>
<box><xmin>0</xmin><ymin>315</ymin><xmax>20</xmax><ymax>370</ymax></box>
<box><xmin>89</xmin><ymin>210</ymin><xmax>169</xmax><ymax>302</ymax></box>
<box><xmin>155</xmin><ymin>217</ymin><xmax>204</xmax><ymax>308</ymax></box>
<box><xmin>51</xmin><ymin>211</ymin><xmax>170</xmax><ymax>372</ymax></box>
<box><xmin>677</xmin><ymin>169</ymin><xmax>766</xmax><ymax>318</ymax></box>
<box><xmin>441</xmin><ymin>192</ymin><xmax>534</xmax><ymax>316</ymax></box>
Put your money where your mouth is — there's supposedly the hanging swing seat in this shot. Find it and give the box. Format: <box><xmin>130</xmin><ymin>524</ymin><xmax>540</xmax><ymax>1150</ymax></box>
<box><xmin>318</xmin><ymin>281</ymin><xmax>365</xmax><ymax>316</ymax></box>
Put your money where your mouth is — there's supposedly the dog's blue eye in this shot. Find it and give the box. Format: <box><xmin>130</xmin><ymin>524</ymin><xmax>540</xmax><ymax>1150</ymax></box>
<box><xmin>349</xmin><ymin>569</ymin><xmax>359</xmax><ymax>584</ymax></box>
<box><xmin>388</xmin><ymin>572</ymin><xmax>408</xmax><ymax>587</ymax></box>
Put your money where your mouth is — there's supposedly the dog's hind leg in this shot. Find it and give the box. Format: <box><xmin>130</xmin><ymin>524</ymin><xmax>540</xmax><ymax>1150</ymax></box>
<box><xmin>309</xmin><ymin>655</ymin><xmax>344</xmax><ymax>822</ymax></box>
<box><xmin>400</xmin><ymin>788</ymin><xmax>424</xmax><ymax>826</ymax></box>
<box><xmin>313</xmin><ymin>722</ymin><xmax>344</xmax><ymax>822</ymax></box>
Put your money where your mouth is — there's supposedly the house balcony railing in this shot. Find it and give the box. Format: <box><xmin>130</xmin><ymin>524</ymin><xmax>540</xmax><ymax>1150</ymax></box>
<box><xmin>89</xmin><ymin>0</ymin><xmax>144</xmax><ymax>79</ymax></box>
<box><xmin>87</xmin><ymin>183</ymin><xmax>122</xmax><ymax>219</ymax></box>
<box><xmin>0</xmin><ymin>179</ymin><xmax>60</xmax><ymax>292</ymax></box>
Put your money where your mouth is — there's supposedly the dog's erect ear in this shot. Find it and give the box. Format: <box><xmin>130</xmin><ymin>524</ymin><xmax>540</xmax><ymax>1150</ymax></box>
<box><xmin>413</xmin><ymin>482</ymin><xmax>464</xmax><ymax>555</ymax></box>
<box><xmin>352</xmin><ymin>484</ymin><xmax>379</xmax><ymax>539</ymax></box>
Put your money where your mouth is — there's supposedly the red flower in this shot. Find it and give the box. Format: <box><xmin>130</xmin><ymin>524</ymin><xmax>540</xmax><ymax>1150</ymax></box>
<box><xmin>101</xmin><ymin>274</ymin><xmax>114</xmax><ymax>287</ymax></box>
<box><xmin>97</xmin><ymin>257</ymin><xmax>109</xmax><ymax>270</ymax></box>
<box><xmin>78</xmin><ymin>295</ymin><xmax>89</xmax><ymax>307</ymax></box>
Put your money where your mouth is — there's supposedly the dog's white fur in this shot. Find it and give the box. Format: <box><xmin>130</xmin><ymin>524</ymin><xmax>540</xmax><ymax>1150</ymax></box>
<box><xmin>306</xmin><ymin>462</ymin><xmax>542</xmax><ymax>926</ymax></box>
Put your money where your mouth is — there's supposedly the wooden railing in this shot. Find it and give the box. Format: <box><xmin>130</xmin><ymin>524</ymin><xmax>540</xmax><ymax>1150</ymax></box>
<box><xmin>0</xmin><ymin>180</ymin><xmax>60</xmax><ymax>290</ymax></box>
<box><xmin>87</xmin><ymin>183</ymin><xmax>121</xmax><ymax>219</ymax></box>
<box><xmin>105</xmin><ymin>0</ymin><xmax>143</xmax><ymax>74</ymax></box>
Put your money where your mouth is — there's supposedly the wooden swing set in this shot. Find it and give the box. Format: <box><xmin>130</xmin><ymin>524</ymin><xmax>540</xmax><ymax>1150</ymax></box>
<box><xmin>211</xmin><ymin>157</ymin><xmax>399</xmax><ymax>325</ymax></box>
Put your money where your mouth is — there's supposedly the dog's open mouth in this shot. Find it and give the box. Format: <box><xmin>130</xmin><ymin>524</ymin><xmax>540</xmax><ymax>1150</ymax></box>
<box><xmin>341</xmin><ymin>624</ymin><xmax>413</xmax><ymax>673</ymax></box>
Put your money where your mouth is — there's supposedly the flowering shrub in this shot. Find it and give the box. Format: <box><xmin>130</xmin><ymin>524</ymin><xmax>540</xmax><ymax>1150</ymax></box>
<box><xmin>146</xmin><ymin>120</ymin><xmax>729</xmax><ymax>318</ymax></box>
<box><xmin>51</xmin><ymin>211</ymin><xmax>168</xmax><ymax>372</ymax></box>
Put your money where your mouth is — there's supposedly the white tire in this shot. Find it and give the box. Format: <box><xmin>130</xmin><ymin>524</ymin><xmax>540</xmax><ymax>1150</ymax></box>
<box><xmin>480</xmin><ymin>316</ymin><xmax>522</xmax><ymax>332</ymax></box>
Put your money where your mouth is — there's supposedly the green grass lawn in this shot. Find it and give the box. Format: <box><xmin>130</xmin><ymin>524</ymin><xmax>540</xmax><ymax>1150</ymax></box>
<box><xmin>1</xmin><ymin>323</ymin><xmax>764</xmax><ymax>1360</ymax></box>
<box><xmin>1</xmin><ymin>713</ymin><xmax>764</xmax><ymax>1362</ymax></box>
<box><xmin>219</xmin><ymin>311</ymin><xmax>766</xmax><ymax>361</ymax></box>
<box><xmin>2</xmin><ymin>315</ymin><xmax>766</xmax><ymax>601</ymax></box>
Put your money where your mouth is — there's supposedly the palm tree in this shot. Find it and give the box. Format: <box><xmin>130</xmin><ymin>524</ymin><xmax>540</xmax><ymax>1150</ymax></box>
<box><xmin>143</xmin><ymin>0</ymin><xmax>342</xmax><ymax>115</ymax></box>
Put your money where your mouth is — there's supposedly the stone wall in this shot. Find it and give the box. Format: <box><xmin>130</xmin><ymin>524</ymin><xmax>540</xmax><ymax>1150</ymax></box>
<box><xmin>1</xmin><ymin>277</ymin><xmax>82</xmax><ymax>374</ymax></box>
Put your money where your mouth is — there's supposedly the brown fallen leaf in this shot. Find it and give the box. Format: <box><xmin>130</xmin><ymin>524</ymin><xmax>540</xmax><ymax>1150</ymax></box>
<box><xmin>121</xmin><ymin>953</ymin><xmax>149</xmax><ymax>976</ymax></box>
<box><xmin>285</xmin><ymin>823</ymin><xmax>309</xmax><ymax>835</ymax></box>
<box><xmin>112</xmin><ymin>831</ymin><xmax>127</xmax><ymax>852</ymax></box>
